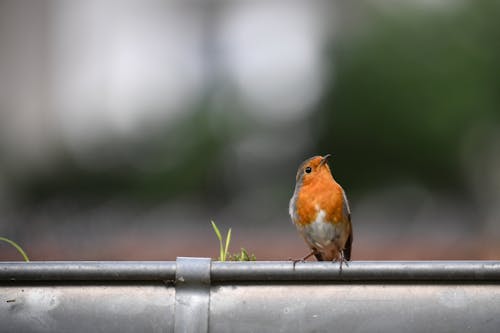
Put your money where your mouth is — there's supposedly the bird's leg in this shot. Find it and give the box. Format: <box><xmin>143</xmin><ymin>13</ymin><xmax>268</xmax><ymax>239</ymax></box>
<box><xmin>291</xmin><ymin>251</ymin><xmax>316</xmax><ymax>269</ymax></box>
<box><xmin>334</xmin><ymin>249</ymin><xmax>349</xmax><ymax>274</ymax></box>
<box><xmin>340</xmin><ymin>249</ymin><xmax>349</xmax><ymax>268</ymax></box>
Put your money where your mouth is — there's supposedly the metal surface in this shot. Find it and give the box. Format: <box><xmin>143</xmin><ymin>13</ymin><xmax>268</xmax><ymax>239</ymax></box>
<box><xmin>174</xmin><ymin>257</ymin><xmax>211</xmax><ymax>333</ymax></box>
<box><xmin>0</xmin><ymin>261</ymin><xmax>176</xmax><ymax>281</ymax></box>
<box><xmin>211</xmin><ymin>260</ymin><xmax>500</xmax><ymax>281</ymax></box>
<box><xmin>2</xmin><ymin>260</ymin><xmax>500</xmax><ymax>281</ymax></box>
<box><xmin>0</xmin><ymin>283</ymin><xmax>175</xmax><ymax>333</ymax></box>
<box><xmin>209</xmin><ymin>284</ymin><xmax>500</xmax><ymax>333</ymax></box>
<box><xmin>1</xmin><ymin>259</ymin><xmax>500</xmax><ymax>333</ymax></box>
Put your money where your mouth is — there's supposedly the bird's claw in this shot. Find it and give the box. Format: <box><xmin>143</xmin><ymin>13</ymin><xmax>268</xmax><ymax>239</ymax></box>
<box><xmin>334</xmin><ymin>250</ymin><xmax>349</xmax><ymax>274</ymax></box>
<box><xmin>290</xmin><ymin>251</ymin><xmax>315</xmax><ymax>270</ymax></box>
<box><xmin>291</xmin><ymin>258</ymin><xmax>305</xmax><ymax>270</ymax></box>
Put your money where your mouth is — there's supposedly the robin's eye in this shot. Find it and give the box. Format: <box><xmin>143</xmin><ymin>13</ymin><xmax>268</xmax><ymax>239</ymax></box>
<box><xmin>305</xmin><ymin>167</ymin><xmax>312</xmax><ymax>174</ymax></box>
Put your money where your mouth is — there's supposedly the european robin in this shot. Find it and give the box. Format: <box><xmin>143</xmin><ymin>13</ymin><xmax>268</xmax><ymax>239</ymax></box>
<box><xmin>289</xmin><ymin>154</ymin><xmax>353</xmax><ymax>265</ymax></box>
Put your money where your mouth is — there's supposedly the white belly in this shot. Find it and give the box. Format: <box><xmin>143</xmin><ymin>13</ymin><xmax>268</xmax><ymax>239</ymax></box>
<box><xmin>300</xmin><ymin>220</ymin><xmax>344</xmax><ymax>250</ymax></box>
<box><xmin>296</xmin><ymin>209</ymin><xmax>347</xmax><ymax>260</ymax></box>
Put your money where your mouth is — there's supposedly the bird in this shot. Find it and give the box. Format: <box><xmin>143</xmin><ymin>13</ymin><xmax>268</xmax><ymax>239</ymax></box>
<box><xmin>289</xmin><ymin>154</ymin><xmax>353</xmax><ymax>267</ymax></box>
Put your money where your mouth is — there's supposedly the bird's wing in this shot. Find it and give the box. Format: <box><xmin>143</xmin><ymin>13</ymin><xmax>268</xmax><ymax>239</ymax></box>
<box><xmin>341</xmin><ymin>188</ymin><xmax>353</xmax><ymax>261</ymax></box>
<box><xmin>341</xmin><ymin>188</ymin><xmax>351</xmax><ymax>223</ymax></box>
<box><xmin>343</xmin><ymin>229</ymin><xmax>353</xmax><ymax>261</ymax></box>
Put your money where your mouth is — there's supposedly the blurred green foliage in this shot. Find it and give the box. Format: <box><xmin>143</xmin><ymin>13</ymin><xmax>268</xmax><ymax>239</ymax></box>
<box><xmin>10</xmin><ymin>1</ymin><xmax>500</xmax><ymax>205</ymax></box>
<box><xmin>15</xmin><ymin>106</ymin><xmax>231</xmax><ymax>204</ymax></box>
<box><xmin>315</xmin><ymin>1</ymin><xmax>500</xmax><ymax>193</ymax></box>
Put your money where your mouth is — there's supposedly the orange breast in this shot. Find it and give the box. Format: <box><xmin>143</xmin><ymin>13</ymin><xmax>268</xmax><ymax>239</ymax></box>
<box><xmin>294</xmin><ymin>179</ymin><xmax>344</xmax><ymax>227</ymax></box>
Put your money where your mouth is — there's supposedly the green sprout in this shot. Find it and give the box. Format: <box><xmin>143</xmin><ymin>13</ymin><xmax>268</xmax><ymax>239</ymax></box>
<box><xmin>0</xmin><ymin>237</ymin><xmax>30</xmax><ymax>262</ymax></box>
<box><xmin>227</xmin><ymin>248</ymin><xmax>256</xmax><ymax>262</ymax></box>
<box><xmin>211</xmin><ymin>220</ymin><xmax>232</xmax><ymax>261</ymax></box>
<box><xmin>210</xmin><ymin>221</ymin><xmax>256</xmax><ymax>261</ymax></box>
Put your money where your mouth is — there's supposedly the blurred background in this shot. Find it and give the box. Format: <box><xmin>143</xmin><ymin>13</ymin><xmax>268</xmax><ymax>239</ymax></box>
<box><xmin>1</xmin><ymin>0</ymin><xmax>499</xmax><ymax>261</ymax></box>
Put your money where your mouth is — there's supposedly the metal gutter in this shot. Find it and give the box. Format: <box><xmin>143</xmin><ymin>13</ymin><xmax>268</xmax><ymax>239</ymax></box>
<box><xmin>1</xmin><ymin>259</ymin><xmax>500</xmax><ymax>333</ymax></box>
<box><xmin>1</xmin><ymin>260</ymin><xmax>500</xmax><ymax>281</ymax></box>
<box><xmin>0</xmin><ymin>261</ymin><xmax>177</xmax><ymax>281</ymax></box>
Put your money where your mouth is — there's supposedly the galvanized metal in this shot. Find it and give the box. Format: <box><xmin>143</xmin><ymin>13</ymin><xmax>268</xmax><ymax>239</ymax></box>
<box><xmin>211</xmin><ymin>260</ymin><xmax>500</xmax><ymax>281</ymax></box>
<box><xmin>1</xmin><ymin>260</ymin><xmax>500</xmax><ymax>281</ymax></box>
<box><xmin>0</xmin><ymin>261</ymin><xmax>176</xmax><ymax>281</ymax></box>
<box><xmin>1</xmin><ymin>282</ymin><xmax>175</xmax><ymax>333</ymax></box>
<box><xmin>1</xmin><ymin>259</ymin><xmax>500</xmax><ymax>333</ymax></box>
<box><xmin>174</xmin><ymin>257</ymin><xmax>211</xmax><ymax>333</ymax></box>
<box><xmin>209</xmin><ymin>283</ymin><xmax>500</xmax><ymax>332</ymax></box>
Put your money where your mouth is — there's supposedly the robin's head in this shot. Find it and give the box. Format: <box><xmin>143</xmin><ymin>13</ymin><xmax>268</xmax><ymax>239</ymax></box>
<box><xmin>295</xmin><ymin>154</ymin><xmax>333</xmax><ymax>185</ymax></box>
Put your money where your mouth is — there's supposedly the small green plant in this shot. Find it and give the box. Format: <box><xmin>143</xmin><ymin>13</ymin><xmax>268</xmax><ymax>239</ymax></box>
<box><xmin>0</xmin><ymin>237</ymin><xmax>30</xmax><ymax>262</ymax></box>
<box><xmin>227</xmin><ymin>248</ymin><xmax>256</xmax><ymax>262</ymax></box>
<box><xmin>210</xmin><ymin>221</ymin><xmax>256</xmax><ymax>261</ymax></box>
<box><xmin>211</xmin><ymin>220</ymin><xmax>232</xmax><ymax>261</ymax></box>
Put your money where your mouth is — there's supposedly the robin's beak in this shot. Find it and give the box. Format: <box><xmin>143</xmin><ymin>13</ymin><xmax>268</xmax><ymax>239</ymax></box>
<box><xmin>319</xmin><ymin>154</ymin><xmax>331</xmax><ymax>167</ymax></box>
